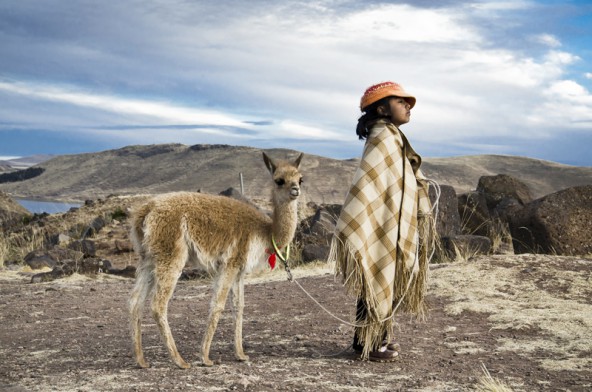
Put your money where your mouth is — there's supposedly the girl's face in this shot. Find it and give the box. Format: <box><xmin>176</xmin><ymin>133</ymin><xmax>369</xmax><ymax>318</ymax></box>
<box><xmin>381</xmin><ymin>97</ymin><xmax>411</xmax><ymax>127</ymax></box>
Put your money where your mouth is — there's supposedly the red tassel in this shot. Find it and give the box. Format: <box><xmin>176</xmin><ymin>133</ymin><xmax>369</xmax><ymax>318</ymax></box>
<box><xmin>268</xmin><ymin>253</ymin><xmax>276</xmax><ymax>269</ymax></box>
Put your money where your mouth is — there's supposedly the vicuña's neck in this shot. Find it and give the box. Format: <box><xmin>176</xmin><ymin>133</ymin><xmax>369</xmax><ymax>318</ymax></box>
<box><xmin>271</xmin><ymin>199</ymin><xmax>298</xmax><ymax>249</ymax></box>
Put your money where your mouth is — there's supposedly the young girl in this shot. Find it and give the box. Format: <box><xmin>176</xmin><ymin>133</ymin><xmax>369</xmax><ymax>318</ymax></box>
<box><xmin>330</xmin><ymin>81</ymin><xmax>435</xmax><ymax>362</ymax></box>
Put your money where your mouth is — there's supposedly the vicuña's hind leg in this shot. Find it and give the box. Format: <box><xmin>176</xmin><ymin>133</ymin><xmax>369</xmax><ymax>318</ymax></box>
<box><xmin>129</xmin><ymin>261</ymin><xmax>155</xmax><ymax>368</ymax></box>
<box><xmin>151</xmin><ymin>263</ymin><xmax>190</xmax><ymax>369</ymax></box>
<box><xmin>231</xmin><ymin>275</ymin><xmax>248</xmax><ymax>362</ymax></box>
<box><xmin>201</xmin><ymin>266</ymin><xmax>239</xmax><ymax>366</ymax></box>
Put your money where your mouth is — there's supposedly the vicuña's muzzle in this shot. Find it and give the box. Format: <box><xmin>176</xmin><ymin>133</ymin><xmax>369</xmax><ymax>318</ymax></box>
<box><xmin>290</xmin><ymin>187</ymin><xmax>300</xmax><ymax>197</ymax></box>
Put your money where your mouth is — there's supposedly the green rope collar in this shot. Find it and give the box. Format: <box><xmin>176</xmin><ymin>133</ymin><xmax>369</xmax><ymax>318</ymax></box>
<box><xmin>272</xmin><ymin>234</ymin><xmax>290</xmax><ymax>263</ymax></box>
<box><xmin>271</xmin><ymin>234</ymin><xmax>293</xmax><ymax>281</ymax></box>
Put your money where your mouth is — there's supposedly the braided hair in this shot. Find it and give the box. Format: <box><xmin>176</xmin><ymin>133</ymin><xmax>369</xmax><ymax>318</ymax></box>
<box><xmin>355</xmin><ymin>96</ymin><xmax>393</xmax><ymax>140</ymax></box>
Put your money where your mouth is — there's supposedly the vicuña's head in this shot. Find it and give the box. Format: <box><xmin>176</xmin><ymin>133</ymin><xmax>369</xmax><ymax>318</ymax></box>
<box><xmin>262</xmin><ymin>152</ymin><xmax>304</xmax><ymax>203</ymax></box>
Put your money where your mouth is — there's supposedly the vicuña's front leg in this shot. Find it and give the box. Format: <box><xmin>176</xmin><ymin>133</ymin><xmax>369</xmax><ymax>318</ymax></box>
<box><xmin>232</xmin><ymin>275</ymin><xmax>249</xmax><ymax>362</ymax></box>
<box><xmin>201</xmin><ymin>267</ymin><xmax>238</xmax><ymax>366</ymax></box>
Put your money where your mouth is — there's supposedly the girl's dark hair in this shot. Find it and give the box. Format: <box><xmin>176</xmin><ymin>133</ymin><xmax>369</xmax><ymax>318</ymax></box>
<box><xmin>355</xmin><ymin>96</ymin><xmax>393</xmax><ymax>140</ymax></box>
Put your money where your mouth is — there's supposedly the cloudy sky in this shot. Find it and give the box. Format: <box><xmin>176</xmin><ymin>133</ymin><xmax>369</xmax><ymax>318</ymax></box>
<box><xmin>1</xmin><ymin>0</ymin><xmax>591</xmax><ymax>166</ymax></box>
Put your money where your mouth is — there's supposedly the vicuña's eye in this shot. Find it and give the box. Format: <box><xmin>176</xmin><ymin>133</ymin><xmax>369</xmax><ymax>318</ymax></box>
<box><xmin>299</xmin><ymin>178</ymin><xmax>303</xmax><ymax>185</ymax></box>
<box><xmin>275</xmin><ymin>178</ymin><xmax>285</xmax><ymax>186</ymax></box>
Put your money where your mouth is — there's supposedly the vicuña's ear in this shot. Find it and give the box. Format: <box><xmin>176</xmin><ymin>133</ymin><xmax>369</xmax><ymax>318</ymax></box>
<box><xmin>262</xmin><ymin>152</ymin><xmax>276</xmax><ymax>174</ymax></box>
<box><xmin>293</xmin><ymin>153</ymin><xmax>303</xmax><ymax>168</ymax></box>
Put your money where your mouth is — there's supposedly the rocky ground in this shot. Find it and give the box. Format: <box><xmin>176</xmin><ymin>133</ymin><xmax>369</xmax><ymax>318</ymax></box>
<box><xmin>0</xmin><ymin>254</ymin><xmax>590</xmax><ymax>392</ymax></box>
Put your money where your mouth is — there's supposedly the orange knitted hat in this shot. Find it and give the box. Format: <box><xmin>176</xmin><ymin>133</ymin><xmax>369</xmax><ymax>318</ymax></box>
<box><xmin>360</xmin><ymin>81</ymin><xmax>416</xmax><ymax>110</ymax></box>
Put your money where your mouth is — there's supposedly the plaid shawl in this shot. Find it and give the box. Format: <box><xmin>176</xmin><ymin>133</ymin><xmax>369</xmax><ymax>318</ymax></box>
<box><xmin>329</xmin><ymin>120</ymin><xmax>434</xmax><ymax>358</ymax></box>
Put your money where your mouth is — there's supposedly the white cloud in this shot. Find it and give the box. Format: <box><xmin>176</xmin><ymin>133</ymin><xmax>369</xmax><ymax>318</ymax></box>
<box><xmin>534</xmin><ymin>33</ymin><xmax>561</xmax><ymax>48</ymax></box>
<box><xmin>274</xmin><ymin>120</ymin><xmax>343</xmax><ymax>140</ymax></box>
<box><xmin>547</xmin><ymin>80</ymin><xmax>589</xmax><ymax>97</ymax></box>
<box><xmin>0</xmin><ymin>79</ymin><xmax>341</xmax><ymax>143</ymax></box>
<box><xmin>0</xmin><ymin>81</ymin><xmax>245</xmax><ymax>127</ymax></box>
<box><xmin>301</xmin><ymin>4</ymin><xmax>480</xmax><ymax>44</ymax></box>
<box><xmin>470</xmin><ymin>1</ymin><xmax>534</xmax><ymax>12</ymax></box>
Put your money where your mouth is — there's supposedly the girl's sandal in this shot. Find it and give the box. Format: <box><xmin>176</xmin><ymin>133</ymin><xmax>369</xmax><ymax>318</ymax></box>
<box><xmin>368</xmin><ymin>346</ymin><xmax>399</xmax><ymax>362</ymax></box>
<box><xmin>383</xmin><ymin>339</ymin><xmax>400</xmax><ymax>352</ymax></box>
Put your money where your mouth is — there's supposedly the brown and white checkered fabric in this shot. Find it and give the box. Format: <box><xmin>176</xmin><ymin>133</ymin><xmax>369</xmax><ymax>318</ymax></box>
<box><xmin>330</xmin><ymin>120</ymin><xmax>432</xmax><ymax>356</ymax></box>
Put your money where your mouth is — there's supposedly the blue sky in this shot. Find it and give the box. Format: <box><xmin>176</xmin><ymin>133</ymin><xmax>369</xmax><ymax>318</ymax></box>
<box><xmin>1</xmin><ymin>0</ymin><xmax>591</xmax><ymax>166</ymax></box>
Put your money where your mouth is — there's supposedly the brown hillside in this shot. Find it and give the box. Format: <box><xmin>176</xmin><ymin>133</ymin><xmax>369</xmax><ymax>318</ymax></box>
<box><xmin>0</xmin><ymin>191</ymin><xmax>30</xmax><ymax>228</ymax></box>
<box><xmin>0</xmin><ymin>191</ymin><xmax>29</xmax><ymax>215</ymax></box>
<box><xmin>0</xmin><ymin>144</ymin><xmax>590</xmax><ymax>203</ymax></box>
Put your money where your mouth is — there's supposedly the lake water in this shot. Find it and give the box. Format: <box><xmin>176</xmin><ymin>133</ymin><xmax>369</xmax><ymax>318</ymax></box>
<box><xmin>16</xmin><ymin>199</ymin><xmax>82</xmax><ymax>214</ymax></box>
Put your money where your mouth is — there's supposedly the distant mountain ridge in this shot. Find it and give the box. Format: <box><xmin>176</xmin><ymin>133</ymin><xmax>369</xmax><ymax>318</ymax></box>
<box><xmin>0</xmin><ymin>144</ymin><xmax>590</xmax><ymax>204</ymax></box>
<box><xmin>0</xmin><ymin>154</ymin><xmax>54</xmax><ymax>172</ymax></box>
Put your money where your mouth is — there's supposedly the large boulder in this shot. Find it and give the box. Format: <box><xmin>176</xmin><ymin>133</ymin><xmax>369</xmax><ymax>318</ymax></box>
<box><xmin>301</xmin><ymin>244</ymin><xmax>330</xmax><ymax>263</ymax></box>
<box><xmin>68</xmin><ymin>239</ymin><xmax>96</xmax><ymax>257</ymax></box>
<box><xmin>24</xmin><ymin>247</ymin><xmax>84</xmax><ymax>268</ymax></box>
<box><xmin>477</xmin><ymin>174</ymin><xmax>533</xmax><ymax>210</ymax></box>
<box><xmin>296</xmin><ymin>204</ymin><xmax>341</xmax><ymax>263</ymax></box>
<box><xmin>81</xmin><ymin>216</ymin><xmax>107</xmax><ymax>238</ymax></box>
<box><xmin>508</xmin><ymin>185</ymin><xmax>592</xmax><ymax>255</ymax></box>
<box><xmin>30</xmin><ymin>258</ymin><xmax>113</xmax><ymax>283</ymax></box>
<box><xmin>430</xmin><ymin>185</ymin><xmax>460</xmax><ymax>238</ymax></box>
<box><xmin>493</xmin><ymin>196</ymin><xmax>524</xmax><ymax>224</ymax></box>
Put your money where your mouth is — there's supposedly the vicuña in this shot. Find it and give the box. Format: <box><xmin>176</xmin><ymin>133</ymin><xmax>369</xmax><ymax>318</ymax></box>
<box><xmin>129</xmin><ymin>152</ymin><xmax>304</xmax><ymax>368</ymax></box>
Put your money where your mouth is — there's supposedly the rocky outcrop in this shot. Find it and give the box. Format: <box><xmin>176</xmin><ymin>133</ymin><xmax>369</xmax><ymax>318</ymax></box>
<box><xmin>508</xmin><ymin>185</ymin><xmax>592</xmax><ymax>255</ymax></box>
<box><xmin>477</xmin><ymin>174</ymin><xmax>533</xmax><ymax>210</ymax></box>
<box><xmin>68</xmin><ymin>239</ymin><xmax>97</xmax><ymax>257</ymax></box>
<box><xmin>24</xmin><ymin>247</ymin><xmax>84</xmax><ymax>270</ymax></box>
<box><xmin>296</xmin><ymin>204</ymin><xmax>341</xmax><ymax>263</ymax></box>
<box><xmin>456</xmin><ymin>174</ymin><xmax>533</xmax><ymax>255</ymax></box>
<box><xmin>428</xmin><ymin>185</ymin><xmax>493</xmax><ymax>261</ymax></box>
<box><xmin>430</xmin><ymin>185</ymin><xmax>460</xmax><ymax>238</ymax></box>
<box><xmin>81</xmin><ymin>216</ymin><xmax>107</xmax><ymax>238</ymax></box>
<box><xmin>30</xmin><ymin>258</ymin><xmax>113</xmax><ymax>283</ymax></box>
<box><xmin>460</xmin><ymin>173</ymin><xmax>533</xmax><ymax>235</ymax></box>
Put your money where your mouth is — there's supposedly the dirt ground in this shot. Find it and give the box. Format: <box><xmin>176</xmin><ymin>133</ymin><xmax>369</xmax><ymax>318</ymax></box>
<box><xmin>0</xmin><ymin>255</ymin><xmax>590</xmax><ymax>392</ymax></box>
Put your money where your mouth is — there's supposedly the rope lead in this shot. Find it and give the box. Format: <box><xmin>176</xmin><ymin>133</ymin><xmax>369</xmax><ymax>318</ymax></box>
<box><xmin>272</xmin><ymin>234</ymin><xmax>293</xmax><ymax>281</ymax></box>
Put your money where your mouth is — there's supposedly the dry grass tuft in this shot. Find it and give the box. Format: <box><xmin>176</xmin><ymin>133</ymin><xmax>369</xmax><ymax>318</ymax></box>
<box><xmin>0</xmin><ymin>226</ymin><xmax>47</xmax><ymax>266</ymax></box>
<box><xmin>475</xmin><ymin>364</ymin><xmax>515</xmax><ymax>392</ymax></box>
<box><xmin>0</xmin><ymin>234</ymin><xmax>9</xmax><ymax>268</ymax></box>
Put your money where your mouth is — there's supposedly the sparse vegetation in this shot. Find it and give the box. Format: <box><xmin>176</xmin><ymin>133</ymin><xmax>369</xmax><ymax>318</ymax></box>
<box><xmin>0</xmin><ymin>235</ymin><xmax>9</xmax><ymax>268</ymax></box>
<box><xmin>476</xmin><ymin>364</ymin><xmax>515</xmax><ymax>392</ymax></box>
<box><xmin>431</xmin><ymin>255</ymin><xmax>592</xmax><ymax>373</ymax></box>
<box><xmin>0</xmin><ymin>226</ymin><xmax>47</xmax><ymax>265</ymax></box>
<box><xmin>488</xmin><ymin>218</ymin><xmax>512</xmax><ymax>253</ymax></box>
<box><xmin>0</xmin><ymin>195</ymin><xmax>148</xmax><ymax>269</ymax></box>
<box><xmin>110</xmin><ymin>207</ymin><xmax>127</xmax><ymax>221</ymax></box>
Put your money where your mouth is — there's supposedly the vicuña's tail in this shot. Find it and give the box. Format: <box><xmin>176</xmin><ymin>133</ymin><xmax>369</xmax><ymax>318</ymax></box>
<box><xmin>130</xmin><ymin>202</ymin><xmax>154</xmax><ymax>258</ymax></box>
<box><xmin>129</xmin><ymin>201</ymin><xmax>156</xmax><ymax>367</ymax></box>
